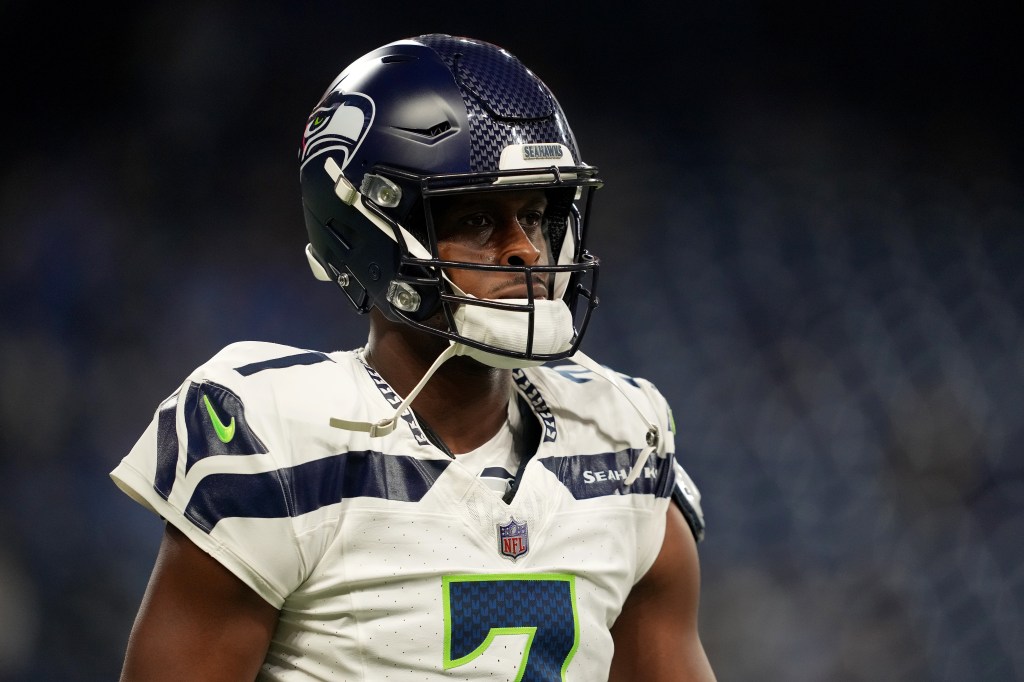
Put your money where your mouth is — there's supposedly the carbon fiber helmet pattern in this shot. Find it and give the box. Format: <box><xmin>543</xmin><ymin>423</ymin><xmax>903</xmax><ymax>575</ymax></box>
<box><xmin>298</xmin><ymin>34</ymin><xmax>603</xmax><ymax>364</ymax></box>
<box><xmin>414</xmin><ymin>34</ymin><xmax>579</xmax><ymax>173</ymax></box>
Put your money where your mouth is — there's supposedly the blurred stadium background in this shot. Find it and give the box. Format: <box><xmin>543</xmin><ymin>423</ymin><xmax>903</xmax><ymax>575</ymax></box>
<box><xmin>2</xmin><ymin>2</ymin><xmax>1020</xmax><ymax>680</ymax></box>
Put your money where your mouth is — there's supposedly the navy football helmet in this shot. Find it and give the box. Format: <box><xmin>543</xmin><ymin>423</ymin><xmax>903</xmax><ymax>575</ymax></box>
<box><xmin>299</xmin><ymin>34</ymin><xmax>602</xmax><ymax>365</ymax></box>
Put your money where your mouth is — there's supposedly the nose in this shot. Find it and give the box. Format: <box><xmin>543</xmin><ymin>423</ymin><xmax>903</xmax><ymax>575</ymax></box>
<box><xmin>500</xmin><ymin>218</ymin><xmax>543</xmax><ymax>267</ymax></box>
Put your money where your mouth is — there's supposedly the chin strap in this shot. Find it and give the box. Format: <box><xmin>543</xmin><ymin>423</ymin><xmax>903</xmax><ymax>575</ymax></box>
<box><xmin>569</xmin><ymin>350</ymin><xmax>663</xmax><ymax>486</ymax></box>
<box><xmin>329</xmin><ymin>292</ymin><xmax>573</xmax><ymax>435</ymax></box>
<box><xmin>329</xmin><ymin>343</ymin><xmax>459</xmax><ymax>436</ymax></box>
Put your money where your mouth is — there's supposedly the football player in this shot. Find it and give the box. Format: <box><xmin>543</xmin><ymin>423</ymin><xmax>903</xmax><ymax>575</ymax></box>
<box><xmin>112</xmin><ymin>34</ymin><xmax>715</xmax><ymax>681</ymax></box>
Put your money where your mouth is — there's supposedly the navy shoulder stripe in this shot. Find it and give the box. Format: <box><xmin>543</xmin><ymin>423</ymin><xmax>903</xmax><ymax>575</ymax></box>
<box><xmin>539</xmin><ymin>450</ymin><xmax>675</xmax><ymax>499</ymax></box>
<box><xmin>154</xmin><ymin>393</ymin><xmax>179</xmax><ymax>500</ymax></box>
<box><xmin>184</xmin><ymin>452</ymin><xmax>451</xmax><ymax>532</ymax></box>
<box><xmin>234</xmin><ymin>351</ymin><xmax>334</xmax><ymax>376</ymax></box>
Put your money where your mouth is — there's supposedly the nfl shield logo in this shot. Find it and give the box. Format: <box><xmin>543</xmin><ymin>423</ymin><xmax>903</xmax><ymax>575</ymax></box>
<box><xmin>497</xmin><ymin>517</ymin><xmax>529</xmax><ymax>561</ymax></box>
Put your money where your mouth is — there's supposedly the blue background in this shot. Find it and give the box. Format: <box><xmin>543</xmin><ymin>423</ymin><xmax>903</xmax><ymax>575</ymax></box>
<box><xmin>1</xmin><ymin>2</ymin><xmax>1020</xmax><ymax>679</ymax></box>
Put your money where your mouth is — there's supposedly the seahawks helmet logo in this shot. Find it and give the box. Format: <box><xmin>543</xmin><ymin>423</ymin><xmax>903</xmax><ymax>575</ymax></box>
<box><xmin>299</xmin><ymin>92</ymin><xmax>374</xmax><ymax>171</ymax></box>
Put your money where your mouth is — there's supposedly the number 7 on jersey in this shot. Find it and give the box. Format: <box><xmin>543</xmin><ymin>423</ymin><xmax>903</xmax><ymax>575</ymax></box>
<box><xmin>442</xmin><ymin>574</ymin><xmax>580</xmax><ymax>681</ymax></box>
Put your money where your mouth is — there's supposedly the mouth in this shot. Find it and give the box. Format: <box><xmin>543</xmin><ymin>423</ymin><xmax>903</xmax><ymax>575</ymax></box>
<box><xmin>490</xmin><ymin>277</ymin><xmax>549</xmax><ymax>301</ymax></box>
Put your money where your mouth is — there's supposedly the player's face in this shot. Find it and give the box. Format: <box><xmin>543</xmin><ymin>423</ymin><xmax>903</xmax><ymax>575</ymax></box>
<box><xmin>433</xmin><ymin>189</ymin><xmax>552</xmax><ymax>300</ymax></box>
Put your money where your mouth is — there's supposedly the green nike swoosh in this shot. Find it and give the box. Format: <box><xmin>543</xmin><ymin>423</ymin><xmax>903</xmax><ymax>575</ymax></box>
<box><xmin>202</xmin><ymin>394</ymin><xmax>236</xmax><ymax>443</ymax></box>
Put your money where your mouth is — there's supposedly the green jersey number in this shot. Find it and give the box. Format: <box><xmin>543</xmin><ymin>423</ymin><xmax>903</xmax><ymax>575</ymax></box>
<box><xmin>442</xmin><ymin>574</ymin><xmax>579</xmax><ymax>681</ymax></box>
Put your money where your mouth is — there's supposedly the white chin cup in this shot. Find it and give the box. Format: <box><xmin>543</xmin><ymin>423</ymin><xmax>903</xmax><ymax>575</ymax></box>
<box><xmin>452</xmin><ymin>298</ymin><xmax>575</xmax><ymax>369</ymax></box>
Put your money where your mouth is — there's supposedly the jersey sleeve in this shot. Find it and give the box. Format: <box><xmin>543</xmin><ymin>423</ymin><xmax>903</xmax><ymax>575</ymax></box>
<box><xmin>110</xmin><ymin>346</ymin><xmax>316</xmax><ymax>608</ymax></box>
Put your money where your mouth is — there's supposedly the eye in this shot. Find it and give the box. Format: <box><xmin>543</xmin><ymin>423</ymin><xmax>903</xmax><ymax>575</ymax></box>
<box><xmin>518</xmin><ymin>210</ymin><xmax>545</xmax><ymax>230</ymax></box>
<box><xmin>463</xmin><ymin>213</ymin><xmax>493</xmax><ymax>229</ymax></box>
<box><xmin>519</xmin><ymin>211</ymin><xmax>541</xmax><ymax>226</ymax></box>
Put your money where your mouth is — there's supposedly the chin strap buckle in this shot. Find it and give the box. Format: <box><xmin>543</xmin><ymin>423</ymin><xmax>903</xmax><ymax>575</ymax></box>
<box><xmin>329</xmin><ymin>416</ymin><xmax>397</xmax><ymax>437</ymax></box>
<box><xmin>624</xmin><ymin>425</ymin><xmax>661</xmax><ymax>486</ymax></box>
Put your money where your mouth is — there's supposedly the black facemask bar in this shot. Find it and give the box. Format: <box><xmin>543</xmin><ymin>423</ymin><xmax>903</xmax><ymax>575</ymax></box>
<box><xmin>360</xmin><ymin>164</ymin><xmax>603</xmax><ymax>362</ymax></box>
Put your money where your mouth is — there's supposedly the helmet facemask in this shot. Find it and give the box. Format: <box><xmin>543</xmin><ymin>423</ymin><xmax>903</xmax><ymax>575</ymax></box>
<box><xmin>360</xmin><ymin>161</ymin><xmax>602</xmax><ymax>368</ymax></box>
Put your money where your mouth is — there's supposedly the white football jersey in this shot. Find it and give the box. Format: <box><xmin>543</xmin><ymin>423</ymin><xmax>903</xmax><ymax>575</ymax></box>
<box><xmin>111</xmin><ymin>342</ymin><xmax>705</xmax><ymax>681</ymax></box>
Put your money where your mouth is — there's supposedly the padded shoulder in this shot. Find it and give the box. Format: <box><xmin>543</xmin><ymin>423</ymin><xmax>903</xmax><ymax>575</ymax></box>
<box><xmin>528</xmin><ymin>361</ymin><xmax>707</xmax><ymax>542</ymax></box>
